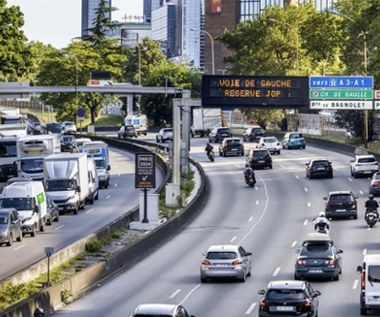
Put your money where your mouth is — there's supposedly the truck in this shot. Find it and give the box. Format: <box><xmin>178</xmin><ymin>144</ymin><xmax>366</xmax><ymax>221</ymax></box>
<box><xmin>124</xmin><ymin>114</ymin><xmax>148</xmax><ymax>136</ymax></box>
<box><xmin>44</xmin><ymin>153</ymin><xmax>90</xmax><ymax>215</ymax></box>
<box><xmin>191</xmin><ymin>108</ymin><xmax>222</xmax><ymax>137</ymax></box>
<box><xmin>80</xmin><ymin>141</ymin><xmax>110</xmax><ymax>188</ymax></box>
<box><xmin>0</xmin><ymin>107</ymin><xmax>28</xmax><ymax>137</ymax></box>
<box><xmin>16</xmin><ymin>134</ymin><xmax>61</xmax><ymax>180</ymax></box>
<box><xmin>0</xmin><ymin>136</ymin><xmax>18</xmax><ymax>181</ymax></box>
<box><xmin>0</xmin><ymin>180</ymin><xmax>47</xmax><ymax>237</ymax></box>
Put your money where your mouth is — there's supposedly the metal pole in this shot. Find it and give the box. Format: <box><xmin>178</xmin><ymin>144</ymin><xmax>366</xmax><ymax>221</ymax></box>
<box><xmin>173</xmin><ymin>98</ymin><xmax>181</xmax><ymax>185</ymax></box>
<box><xmin>142</xmin><ymin>188</ymin><xmax>149</xmax><ymax>223</ymax></box>
<box><xmin>47</xmin><ymin>255</ymin><xmax>50</xmax><ymax>286</ymax></box>
<box><xmin>203</xmin><ymin>30</ymin><xmax>215</xmax><ymax>75</ymax></box>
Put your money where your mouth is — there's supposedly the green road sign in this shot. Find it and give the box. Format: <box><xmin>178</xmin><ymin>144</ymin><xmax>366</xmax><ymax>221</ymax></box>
<box><xmin>310</xmin><ymin>89</ymin><xmax>373</xmax><ymax>100</ymax></box>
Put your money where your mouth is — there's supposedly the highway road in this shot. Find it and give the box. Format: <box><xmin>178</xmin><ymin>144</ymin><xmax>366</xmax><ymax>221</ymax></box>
<box><xmin>0</xmin><ymin>146</ymin><xmax>164</xmax><ymax>280</ymax></box>
<box><xmin>52</xmin><ymin>136</ymin><xmax>374</xmax><ymax>316</ymax></box>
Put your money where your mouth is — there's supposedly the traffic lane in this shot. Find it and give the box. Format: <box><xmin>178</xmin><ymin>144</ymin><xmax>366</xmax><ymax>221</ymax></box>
<box><xmin>0</xmin><ymin>147</ymin><xmax>164</xmax><ymax>280</ymax></box>
<box><xmin>52</xmin><ymin>145</ymin><xmax>373</xmax><ymax>316</ymax></box>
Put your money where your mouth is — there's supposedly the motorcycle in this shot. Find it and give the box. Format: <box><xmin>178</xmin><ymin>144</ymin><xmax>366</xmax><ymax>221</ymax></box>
<box><xmin>314</xmin><ymin>221</ymin><xmax>329</xmax><ymax>234</ymax></box>
<box><xmin>365</xmin><ymin>209</ymin><xmax>378</xmax><ymax>228</ymax></box>
<box><xmin>206</xmin><ymin>150</ymin><xmax>215</xmax><ymax>162</ymax></box>
<box><xmin>245</xmin><ymin>174</ymin><xmax>256</xmax><ymax>187</ymax></box>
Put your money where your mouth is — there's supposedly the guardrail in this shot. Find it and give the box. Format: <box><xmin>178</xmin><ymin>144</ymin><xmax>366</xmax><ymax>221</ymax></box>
<box><xmin>1</xmin><ymin>136</ymin><xmax>209</xmax><ymax>317</ymax></box>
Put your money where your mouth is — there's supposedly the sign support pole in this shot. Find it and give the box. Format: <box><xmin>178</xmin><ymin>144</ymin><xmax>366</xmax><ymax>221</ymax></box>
<box><xmin>142</xmin><ymin>188</ymin><xmax>149</xmax><ymax>223</ymax></box>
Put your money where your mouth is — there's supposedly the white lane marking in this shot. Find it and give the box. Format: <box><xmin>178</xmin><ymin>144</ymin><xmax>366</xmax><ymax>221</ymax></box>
<box><xmin>85</xmin><ymin>208</ymin><xmax>95</xmax><ymax>214</ymax></box>
<box><xmin>178</xmin><ymin>284</ymin><xmax>202</xmax><ymax>305</ymax></box>
<box><xmin>304</xmin><ymin>188</ymin><xmax>308</xmax><ymax>192</ymax></box>
<box><xmin>348</xmin><ymin>177</ymin><xmax>353</xmax><ymax>182</ymax></box>
<box><xmin>307</xmin><ymin>202</ymin><xmax>311</xmax><ymax>208</ymax></box>
<box><xmin>359</xmin><ymin>190</ymin><xmax>364</xmax><ymax>196</ymax></box>
<box><xmin>295</xmin><ymin>175</ymin><xmax>299</xmax><ymax>179</ymax></box>
<box><xmin>14</xmin><ymin>244</ymin><xmax>26</xmax><ymax>251</ymax></box>
<box><xmin>105</xmin><ymin>194</ymin><xmax>111</xmax><ymax>200</ymax></box>
<box><xmin>245</xmin><ymin>302</ymin><xmax>257</xmax><ymax>315</ymax></box>
<box><xmin>55</xmin><ymin>225</ymin><xmax>64</xmax><ymax>231</ymax></box>
<box><xmin>304</xmin><ymin>219</ymin><xmax>308</xmax><ymax>226</ymax></box>
<box><xmin>279</xmin><ymin>164</ymin><xmax>286</xmax><ymax>168</ymax></box>
<box><xmin>363</xmin><ymin>249</ymin><xmax>367</xmax><ymax>256</ymax></box>
<box><xmin>231</xmin><ymin>236</ymin><xmax>237</xmax><ymax>242</ymax></box>
<box><xmin>256</xmin><ymin>200</ymin><xmax>259</xmax><ymax>205</ymax></box>
<box><xmin>353</xmin><ymin>280</ymin><xmax>359</xmax><ymax>290</ymax></box>
<box><xmin>248</xmin><ymin>216</ymin><xmax>253</xmax><ymax>222</ymax></box>
<box><xmin>273</xmin><ymin>267</ymin><xmax>281</xmax><ymax>276</ymax></box>
<box><xmin>114</xmin><ymin>183</ymin><xmax>118</xmax><ymax>187</ymax></box>
<box><xmin>291</xmin><ymin>241</ymin><xmax>297</xmax><ymax>248</ymax></box>
<box><xmin>169</xmin><ymin>289</ymin><xmax>181</xmax><ymax>299</ymax></box>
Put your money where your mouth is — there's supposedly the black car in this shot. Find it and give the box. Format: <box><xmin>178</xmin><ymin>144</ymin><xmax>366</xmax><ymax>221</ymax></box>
<box><xmin>46</xmin><ymin>198</ymin><xmax>59</xmax><ymax>225</ymax></box>
<box><xmin>369</xmin><ymin>172</ymin><xmax>380</xmax><ymax>196</ymax></box>
<box><xmin>324</xmin><ymin>190</ymin><xmax>358</xmax><ymax>219</ymax></box>
<box><xmin>61</xmin><ymin>135</ymin><xmax>78</xmax><ymax>153</ymax></box>
<box><xmin>246</xmin><ymin>148</ymin><xmax>272</xmax><ymax>169</ymax></box>
<box><xmin>27</xmin><ymin>122</ymin><xmax>45</xmax><ymax>135</ymax></box>
<box><xmin>218</xmin><ymin>137</ymin><xmax>244</xmax><ymax>157</ymax></box>
<box><xmin>46</xmin><ymin>122</ymin><xmax>63</xmax><ymax>134</ymax></box>
<box><xmin>208</xmin><ymin>127</ymin><xmax>232</xmax><ymax>143</ymax></box>
<box><xmin>243</xmin><ymin>126</ymin><xmax>265</xmax><ymax>142</ymax></box>
<box><xmin>118</xmin><ymin>125</ymin><xmax>138</xmax><ymax>139</ymax></box>
<box><xmin>258</xmin><ymin>280</ymin><xmax>321</xmax><ymax>317</ymax></box>
<box><xmin>294</xmin><ymin>234</ymin><xmax>343</xmax><ymax>281</ymax></box>
<box><xmin>306</xmin><ymin>159</ymin><xmax>333</xmax><ymax>179</ymax></box>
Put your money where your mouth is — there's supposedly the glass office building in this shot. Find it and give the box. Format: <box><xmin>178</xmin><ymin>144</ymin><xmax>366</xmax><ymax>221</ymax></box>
<box><xmin>82</xmin><ymin>0</ymin><xmax>112</xmax><ymax>36</ymax></box>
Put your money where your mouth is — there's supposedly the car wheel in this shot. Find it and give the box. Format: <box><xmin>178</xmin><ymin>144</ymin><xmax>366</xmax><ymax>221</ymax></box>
<box><xmin>239</xmin><ymin>273</ymin><xmax>246</xmax><ymax>283</ymax></box>
<box><xmin>200</xmin><ymin>277</ymin><xmax>207</xmax><ymax>283</ymax></box>
<box><xmin>40</xmin><ymin>222</ymin><xmax>44</xmax><ymax>232</ymax></box>
<box><xmin>353</xmin><ymin>213</ymin><xmax>358</xmax><ymax>220</ymax></box>
<box><xmin>277</xmin><ymin>150</ymin><xmax>281</xmax><ymax>155</ymax></box>
<box><xmin>351</xmin><ymin>169</ymin><xmax>354</xmax><ymax>176</ymax></box>
<box><xmin>361</xmin><ymin>307</ymin><xmax>368</xmax><ymax>315</ymax></box>
<box><xmin>46</xmin><ymin>216</ymin><xmax>52</xmax><ymax>225</ymax></box>
<box><xmin>309</xmin><ymin>174</ymin><xmax>313</xmax><ymax>179</ymax></box>
<box><xmin>330</xmin><ymin>172</ymin><xmax>333</xmax><ymax>178</ymax></box>
<box><xmin>16</xmin><ymin>229</ymin><xmax>22</xmax><ymax>242</ymax></box>
<box><xmin>6</xmin><ymin>234</ymin><xmax>12</xmax><ymax>246</ymax></box>
<box><xmin>294</xmin><ymin>273</ymin><xmax>300</xmax><ymax>280</ymax></box>
<box><xmin>333</xmin><ymin>274</ymin><xmax>339</xmax><ymax>281</ymax></box>
<box><xmin>55</xmin><ymin>214</ymin><xmax>60</xmax><ymax>222</ymax></box>
<box><xmin>269</xmin><ymin>164</ymin><xmax>272</xmax><ymax>169</ymax></box>
<box><xmin>31</xmin><ymin>225</ymin><xmax>36</xmax><ymax>237</ymax></box>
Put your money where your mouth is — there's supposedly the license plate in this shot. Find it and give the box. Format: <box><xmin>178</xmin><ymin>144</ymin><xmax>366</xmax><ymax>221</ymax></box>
<box><xmin>231</xmin><ymin>148</ymin><xmax>237</xmax><ymax>151</ymax></box>
<box><xmin>275</xmin><ymin>306</ymin><xmax>295</xmax><ymax>311</ymax></box>
<box><xmin>317</xmin><ymin>167</ymin><xmax>325</xmax><ymax>170</ymax></box>
<box><xmin>258</xmin><ymin>160</ymin><xmax>265</xmax><ymax>163</ymax></box>
<box><xmin>214</xmin><ymin>263</ymin><xmax>228</xmax><ymax>267</ymax></box>
<box><xmin>309</xmin><ymin>269</ymin><xmax>323</xmax><ymax>273</ymax></box>
<box><xmin>336</xmin><ymin>209</ymin><xmax>346</xmax><ymax>212</ymax></box>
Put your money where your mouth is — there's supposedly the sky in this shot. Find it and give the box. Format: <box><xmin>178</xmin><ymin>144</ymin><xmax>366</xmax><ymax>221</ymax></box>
<box><xmin>7</xmin><ymin>0</ymin><xmax>143</xmax><ymax>49</ymax></box>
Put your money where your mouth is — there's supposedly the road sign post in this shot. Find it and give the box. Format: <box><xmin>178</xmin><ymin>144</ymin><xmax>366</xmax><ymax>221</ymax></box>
<box><xmin>76</xmin><ymin>107</ymin><xmax>85</xmax><ymax>134</ymax></box>
<box><xmin>44</xmin><ymin>247</ymin><xmax>54</xmax><ymax>286</ymax></box>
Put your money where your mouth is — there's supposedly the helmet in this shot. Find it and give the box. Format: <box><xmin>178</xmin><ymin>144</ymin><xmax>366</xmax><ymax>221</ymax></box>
<box><xmin>34</xmin><ymin>308</ymin><xmax>44</xmax><ymax>317</ymax></box>
<box><xmin>369</xmin><ymin>194</ymin><xmax>374</xmax><ymax>199</ymax></box>
<box><xmin>245</xmin><ymin>164</ymin><xmax>250</xmax><ymax>168</ymax></box>
<box><xmin>318</xmin><ymin>212</ymin><xmax>325</xmax><ymax>217</ymax></box>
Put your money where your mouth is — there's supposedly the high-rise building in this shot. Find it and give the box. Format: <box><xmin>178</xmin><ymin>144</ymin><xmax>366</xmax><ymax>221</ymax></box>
<box><xmin>82</xmin><ymin>0</ymin><xmax>112</xmax><ymax>37</ymax></box>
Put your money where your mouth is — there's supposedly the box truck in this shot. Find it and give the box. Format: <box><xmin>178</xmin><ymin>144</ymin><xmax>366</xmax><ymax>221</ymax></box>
<box><xmin>80</xmin><ymin>141</ymin><xmax>110</xmax><ymax>188</ymax></box>
<box><xmin>0</xmin><ymin>180</ymin><xmax>47</xmax><ymax>237</ymax></box>
<box><xmin>44</xmin><ymin>153</ymin><xmax>90</xmax><ymax>215</ymax></box>
<box><xmin>124</xmin><ymin>114</ymin><xmax>148</xmax><ymax>136</ymax></box>
<box><xmin>0</xmin><ymin>136</ymin><xmax>18</xmax><ymax>181</ymax></box>
<box><xmin>191</xmin><ymin>108</ymin><xmax>222</xmax><ymax>137</ymax></box>
<box><xmin>16</xmin><ymin>134</ymin><xmax>61</xmax><ymax>180</ymax></box>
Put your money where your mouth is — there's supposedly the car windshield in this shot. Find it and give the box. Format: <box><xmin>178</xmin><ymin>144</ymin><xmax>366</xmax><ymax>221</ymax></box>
<box><xmin>266</xmin><ymin>289</ymin><xmax>306</xmax><ymax>300</ymax></box>
<box><xmin>253</xmin><ymin>151</ymin><xmax>268</xmax><ymax>158</ymax></box>
<box><xmin>300</xmin><ymin>243</ymin><xmax>333</xmax><ymax>257</ymax></box>
<box><xmin>358</xmin><ymin>157</ymin><xmax>376</xmax><ymax>163</ymax></box>
<box><xmin>313</xmin><ymin>161</ymin><xmax>329</xmax><ymax>167</ymax></box>
<box><xmin>368</xmin><ymin>266</ymin><xmax>380</xmax><ymax>283</ymax></box>
<box><xmin>95</xmin><ymin>159</ymin><xmax>106</xmax><ymax>169</ymax></box>
<box><xmin>0</xmin><ymin>141</ymin><xmax>17</xmax><ymax>157</ymax></box>
<box><xmin>20</xmin><ymin>158</ymin><xmax>44</xmax><ymax>173</ymax></box>
<box><xmin>0</xmin><ymin>198</ymin><xmax>33</xmax><ymax>210</ymax></box>
<box><xmin>226</xmin><ymin>139</ymin><xmax>241</xmax><ymax>146</ymax></box>
<box><xmin>206</xmin><ymin>251</ymin><xmax>237</xmax><ymax>260</ymax></box>
<box><xmin>290</xmin><ymin>133</ymin><xmax>303</xmax><ymax>139</ymax></box>
<box><xmin>46</xmin><ymin>179</ymin><xmax>77</xmax><ymax>191</ymax></box>
<box><xmin>263</xmin><ymin>137</ymin><xmax>276</xmax><ymax>143</ymax></box>
<box><xmin>0</xmin><ymin>215</ymin><xmax>8</xmax><ymax>224</ymax></box>
<box><xmin>329</xmin><ymin>194</ymin><xmax>352</xmax><ymax>202</ymax></box>
<box><xmin>218</xmin><ymin>129</ymin><xmax>230</xmax><ymax>134</ymax></box>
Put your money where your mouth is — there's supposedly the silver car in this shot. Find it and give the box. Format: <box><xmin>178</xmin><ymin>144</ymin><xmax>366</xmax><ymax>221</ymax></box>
<box><xmin>0</xmin><ymin>208</ymin><xmax>22</xmax><ymax>246</ymax></box>
<box><xmin>200</xmin><ymin>244</ymin><xmax>252</xmax><ymax>282</ymax></box>
<box><xmin>129</xmin><ymin>303</ymin><xmax>195</xmax><ymax>317</ymax></box>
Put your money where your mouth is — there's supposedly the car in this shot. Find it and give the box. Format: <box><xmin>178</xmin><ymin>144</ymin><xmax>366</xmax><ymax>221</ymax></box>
<box><xmin>118</xmin><ymin>125</ymin><xmax>138</xmax><ymax>139</ymax></box>
<box><xmin>129</xmin><ymin>303</ymin><xmax>195</xmax><ymax>317</ymax></box>
<box><xmin>156</xmin><ymin>128</ymin><xmax>173</xmax><ymax>143</ymax></box>
<box><xmin>27</xmin><ymin>122</ymin><xmax>45</xmax><ymax>135</ymax></box>
<box><xmin>246</xmin><ymin>148</ymin><xmax>272</xmax><ymax>169</ymax></box>
<box><xmin>218</xmin><ymin>137</ymin><xmax>244</xmax><ymax>157</ymax></box>
<box><xmin>257</xmin><ymin>136</ymin><xmax>281</xmax><ymax>155</ymax></box>
<box><xmin>306</xmin><ymin>159</ymin><xmax>333</xmax><ymax>179</ymax></box>
<box><xmin>294</xmin><ymin>233</ymin><xmax>343</xmax><ymax>281</ymax></box>
<box><xmin>369</xmin><ymin>172</ymin><xmax>380</xmax><ymax>196</ymax></box>
<box><xmin>75</xmin><ymin>137</ymin><xmax>92</xmax><ymax>151</ymax></box>
<box><xmin>0</xmin><ymin>208</ymin><xmax>22</xmax><ymax>246</ymax></box>
<box><xmin>323</xmin><ymin>190</ymin><xmax>358</xmax><ymax>219</ymax></box>
<box><xmin>258</xmin><ymin>280</ymin><xmax>321</xmax><ymax>317</ymax></box>
<box><xmin>243</xmin><ymin>125</ymin><xmax>265</xmax><ymax>142</ymax></box>
<box><xmin>350</xmin><ymin>154</ymin><xmax>379</xmax><ymax>178</ymax></box>
<box><xmin>282</xmin><ymin>132</ymin><xmax>306</xmax><ymax>149</ymax></box>
<box><xmin>46</xmin><ymin>122</ymin><xmax>63</xmax><ymax>134</ymax></box>
<box><xmin>208</xmin><ymin>127</ymin><xmax>232</xmax><ymax>143</ymax></box>
<box><xmin>61</xmin><ymin>121</ymin><xmax>77</xmax><ymax>134</ymax></box>
<box><xmin>61</xmin><ymin>134</ymin><xmax>78</xmax><ymax>153</ymax></box>
<box><xmin>45</xmin><ymin>198</ymin><xmax>59</xmax><ymax>225</ymax></box>
<box><xmin>200</xmin><ymin>244</ymin><xmax>252</xmax><ymax>282</ymax></box>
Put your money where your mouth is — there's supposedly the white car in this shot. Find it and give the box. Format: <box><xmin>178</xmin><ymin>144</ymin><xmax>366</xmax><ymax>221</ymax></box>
<box><xmin>257</xmin><ymin>136</ymin><xmax>281</xmax><ymax>155</ymax></box>
<box><xmin>350</xmin><ymin>154</ymin><xmax>379</xmax><ymax>178</ymax></box>
<box><xmin>61</xmin><ymin>121</ymin><xmax>77</xmax><ymax>134</ymax></box>
<box><xmin>129</xmin><ymin>304</ymin><xmax>195</xmax><ymax>317</ymax></box>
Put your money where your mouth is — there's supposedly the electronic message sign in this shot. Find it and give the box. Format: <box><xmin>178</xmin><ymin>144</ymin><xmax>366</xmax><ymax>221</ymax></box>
<box><xmin>202</xmin><ymin>75</ymin><xmax>309</xmax><ymax>108</ymax></box>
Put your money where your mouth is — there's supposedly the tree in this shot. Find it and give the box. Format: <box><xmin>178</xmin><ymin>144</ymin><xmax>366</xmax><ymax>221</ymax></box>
<box><xmin>0</xmin><ymin>1</ymin><xmax>33</xmax><ymax>81</ymax></box>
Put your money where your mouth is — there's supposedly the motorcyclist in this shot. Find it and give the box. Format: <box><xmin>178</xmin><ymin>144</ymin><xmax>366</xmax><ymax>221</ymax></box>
<box><xmin>205</xmin><ymin>142</ymin><xmax>213</xmax><ymax>155</ymax></box>
<box><xmin>244</xmin><ymin>164</ymin><xmax>256</xmax><ymax>184</ymax></box>
<box><xmin>314</xmin><ymin>212</ymin><xmax>330</xmax><ymax>232</ymax></box>
<box><xmin>365</xmin><ymin>195</ymin><xmax>379</xmax><ymax>218</ymax></box>
<box><xmin>33</xmin><ymin>307</ymin><xmax>44</xmax><ymax>317</ymax></box>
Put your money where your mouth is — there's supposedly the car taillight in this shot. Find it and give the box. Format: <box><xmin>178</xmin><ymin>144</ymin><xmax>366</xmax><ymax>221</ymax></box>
<box><xmin>232</xmin><ymin>259</ymin><xmax>242</xmax><ymax>266</ymax></box>
<box><xmin>325</xmin><ymin>259</ymin><xmax>335</xmax><ymax>265</ymax></box>
<box><xmin>202</xmin><ymin>260</ymin><xmax>211</xmax><ymax>266</ymax></box>
<box><xmin>303</xmin><ymin>299</ymin><xmax>312</xmax><ymax>308</ymax></box>
<box><xmin>259</xmin><ymin>301</ymin><xmax>269</xmax><ymax>310</ymax></box>
<box><xmin>372</xmin><ymin>182</ymin><xmax>380</xmax><ymax>186</ymax></box>
<box><xmin>297</xmin><ymin>259</ymin><xmax>307</xmax><ymax>265</ymax></box>
<box><xmin>362</xmin><ymin>272</ymin><xmax>366</xmax><ymax>289</ymax></box>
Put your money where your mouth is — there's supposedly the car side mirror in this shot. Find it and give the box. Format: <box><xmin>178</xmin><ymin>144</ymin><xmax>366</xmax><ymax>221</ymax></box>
<box><xmin>77</xmin><ymin>186</ymin><xmax>81</xmax><ymax>193</ymax></box>
<box><xmin>34</xmin><ymin>206</ymin><xmax>39</xmax><ymax>214</ymax></box>
<box><xmin>246</xmin><ymin>252</ymin><xmax>252</xmax><ymax>256</ymax></box>
<box><xmin>357</xmin><ymin>265</ymin><xmax>363</xmax><ymax>274</ymax></box>
<box><xmin>295</xmin><ymin>248</ymin><xmax>300</xmax><ymax>254</ymax></box>
<box><xmin>350</xmin><ymin>159</ymin><xmax>355</xmax><ymax>163</ymax></box>
<box><xmin>337</xmin><ymin>249</ymin><xmax>343</xmax><ymax>254</ymax></box>
<box><xmin>323</xmin><ymin>197</ymin><xmax>327</xmax><ymax>201</ymax></box>
<box><xmin>258</xmin><ymin>290</ymin><xmax>265</xmax><ymax>295</ymax></box>
<box><xmin>107</xmin><ymin>165</ymin><xmax>111</xmax><ymax>171</ymax></box>
<box><xmin>314</xmin><ymin>291</ymin><xmax>321</xmax><ymax>297</ymax></box>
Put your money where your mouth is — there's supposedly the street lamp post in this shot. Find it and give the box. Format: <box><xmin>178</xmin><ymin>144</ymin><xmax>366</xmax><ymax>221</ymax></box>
<box><xmin>190</xmin><ymin>28</ymin><xmax>215</xmax><ymax>75</ymax></box>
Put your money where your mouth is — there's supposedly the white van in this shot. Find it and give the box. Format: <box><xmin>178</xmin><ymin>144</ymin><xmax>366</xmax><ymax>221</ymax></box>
<box><xmin>357</xmin><ymin>254</ymin><xmax>380</xmax><ymax>315</ymax></box>
<box><xmin>0</xmin><ymin>181</ymin><xmax>47</xmax><ymax>237</ymax></box>
<box><xmin>124</xmin><ymin>114</ymin><xmax>148</xmax><ymax>136</ymax></box>
<box><xmin>86</xmin><ymin>158</ymin><xmax>99</xmax><ymax>205</ymax></box>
